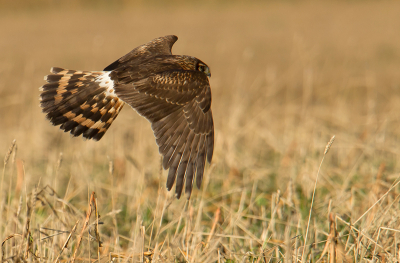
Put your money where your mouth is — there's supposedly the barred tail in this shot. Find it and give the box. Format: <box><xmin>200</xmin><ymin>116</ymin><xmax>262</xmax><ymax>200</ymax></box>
<box><xmin>39</xmin><ymin>67</ymin><xmax>124</xmax><ymax>141</ymax></box>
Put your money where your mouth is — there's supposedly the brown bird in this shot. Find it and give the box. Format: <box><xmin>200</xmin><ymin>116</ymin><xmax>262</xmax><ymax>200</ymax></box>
<box><xmin>39</xmin><ymin>35</ymin><xmax>214</xmax><ymax>199</ymax></box>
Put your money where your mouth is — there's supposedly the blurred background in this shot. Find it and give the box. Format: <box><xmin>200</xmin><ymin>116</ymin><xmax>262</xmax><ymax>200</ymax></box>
<box><xmin>1</xmin><ymin>0</ymin><xmax>400</xmax><ymax>261</ymax></box>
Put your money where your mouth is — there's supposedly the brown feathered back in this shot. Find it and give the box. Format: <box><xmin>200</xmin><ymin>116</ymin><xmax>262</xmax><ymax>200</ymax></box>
<box><xmin>104</xmin><ymin>35</ymin><xmax>178</xmax><ymax>71</ymax></box>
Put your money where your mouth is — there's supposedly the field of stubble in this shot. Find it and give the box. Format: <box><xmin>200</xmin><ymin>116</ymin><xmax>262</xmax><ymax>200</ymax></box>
<box><xmin>1</xmin><ymin>1</ymin><xmax>400</xmax><ymax>262</ymax></box>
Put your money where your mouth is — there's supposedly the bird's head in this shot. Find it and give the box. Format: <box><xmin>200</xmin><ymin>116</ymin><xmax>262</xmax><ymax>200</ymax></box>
<box><xmin>196</xmin><ymin>61</ymin><xmax>211</xmax><ymax>77</ymax></box>
<box><xmin>179</xmin><ymin>56</ymin><xmax>211</xmax><ymax>78</ymax></box>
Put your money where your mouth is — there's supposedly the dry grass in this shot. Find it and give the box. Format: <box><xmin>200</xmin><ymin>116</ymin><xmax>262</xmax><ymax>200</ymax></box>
<box><xmin>2</xmin><ymin>0</ymin><xmax>400</xmax><ymax>262</ymax></box>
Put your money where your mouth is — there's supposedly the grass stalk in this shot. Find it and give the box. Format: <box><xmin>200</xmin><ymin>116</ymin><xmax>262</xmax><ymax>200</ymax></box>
<box><xmin>302</xmin><ymin>135</ymin><xmax>335</xmax><ymax>262</ymax></box>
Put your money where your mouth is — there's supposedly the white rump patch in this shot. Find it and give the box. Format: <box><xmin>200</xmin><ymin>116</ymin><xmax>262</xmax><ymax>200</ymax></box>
<box><xmin>96</xmin><ymin>72</ymin><xmax>116</xmax><ymax>97</ymax></box>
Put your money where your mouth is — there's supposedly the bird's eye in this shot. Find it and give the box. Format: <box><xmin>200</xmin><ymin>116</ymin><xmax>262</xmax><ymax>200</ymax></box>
<box><xmin>196</xmin><ymin>62</ymin><xmax>211</xmax><ymax>77</ymax></box>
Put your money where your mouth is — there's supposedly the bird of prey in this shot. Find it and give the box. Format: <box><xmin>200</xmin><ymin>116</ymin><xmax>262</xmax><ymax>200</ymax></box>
<box><xmin>39</xmin><ymin>35</ymin><xmax>214</xmax><ymax>199</ymax></box>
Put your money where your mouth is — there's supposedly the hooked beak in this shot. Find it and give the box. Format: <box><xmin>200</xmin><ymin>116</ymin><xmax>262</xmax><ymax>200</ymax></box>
<box><xmin>205</xmin><ymin>67</ymin><xmax>211</xmax><ymax>77</ymax></box>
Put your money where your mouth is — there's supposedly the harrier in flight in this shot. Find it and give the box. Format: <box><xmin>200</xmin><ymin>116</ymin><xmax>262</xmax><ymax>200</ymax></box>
<box><xmin>39</xmin><ymin>35</ymin><xmax>214</xmax><ymax>199</ymax></box>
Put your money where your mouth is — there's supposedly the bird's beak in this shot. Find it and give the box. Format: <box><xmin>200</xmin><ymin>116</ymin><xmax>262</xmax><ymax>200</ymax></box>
<box><xmin>205</xmin><ymin>67</ymin><xmax>211</xmax><ymax>77</ymax></box>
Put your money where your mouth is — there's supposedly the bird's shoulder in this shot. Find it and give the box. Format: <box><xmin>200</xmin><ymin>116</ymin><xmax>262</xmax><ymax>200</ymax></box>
<box><xmin>110</xmin><ymin>55</ymin><xmax>206</xmax><ymax>85</ymax></box>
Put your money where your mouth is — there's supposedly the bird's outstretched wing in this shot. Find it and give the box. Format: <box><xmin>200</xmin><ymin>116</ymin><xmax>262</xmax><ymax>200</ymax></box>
<box><xmin>115</xmin><ymin>70</ymin><xmax>214</xmax><ymax>199</ymax></box>
<box><xmin>104</xmin><ymin>35</ymin><xmax>178</xmax><ymax>71</ymax></box>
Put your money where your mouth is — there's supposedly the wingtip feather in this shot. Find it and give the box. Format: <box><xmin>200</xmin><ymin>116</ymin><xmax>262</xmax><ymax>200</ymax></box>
<box><xmin>51</xmin><ymin>67</ymin><xmax>65</xmax><ymax>74</ymax></box>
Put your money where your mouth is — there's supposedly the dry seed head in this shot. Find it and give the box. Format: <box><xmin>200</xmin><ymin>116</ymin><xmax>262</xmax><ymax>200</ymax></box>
<box><xmin>56</xmin><ymin>152</ymin><xmax>63</xmax><ymax>171</ymax></box>
<box><xmin>4</xmin><ymin>139</ymin><xmax>16</xmax><ymax>166</ymax></box>
<box><xmin>107</xmin><ymin>156</ymin><xmax>114</xmax><ymax>175</ymax></box>
<box><xmin>17</xmin><ymin>195</ymin><xmax>23</xmax><ymax>217</ymax></box>
<box><xmin>11</xmin><ymin>144</ymin><xmax>17</xmax><ymax>164</ymax></box>
<box><xmin>324</xmin><ymin>135</ymin><xmax>335</xmax><ymax>155</ymax></box>
<box><xmin>109</xmin><ymin>160</ymin><xmax>114</xmax><ymax>175</ymax></box>
<box><xmin>31</xmin><ymin>188</ymin><xmax>38</xmax><ymax>210</ymax></box>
